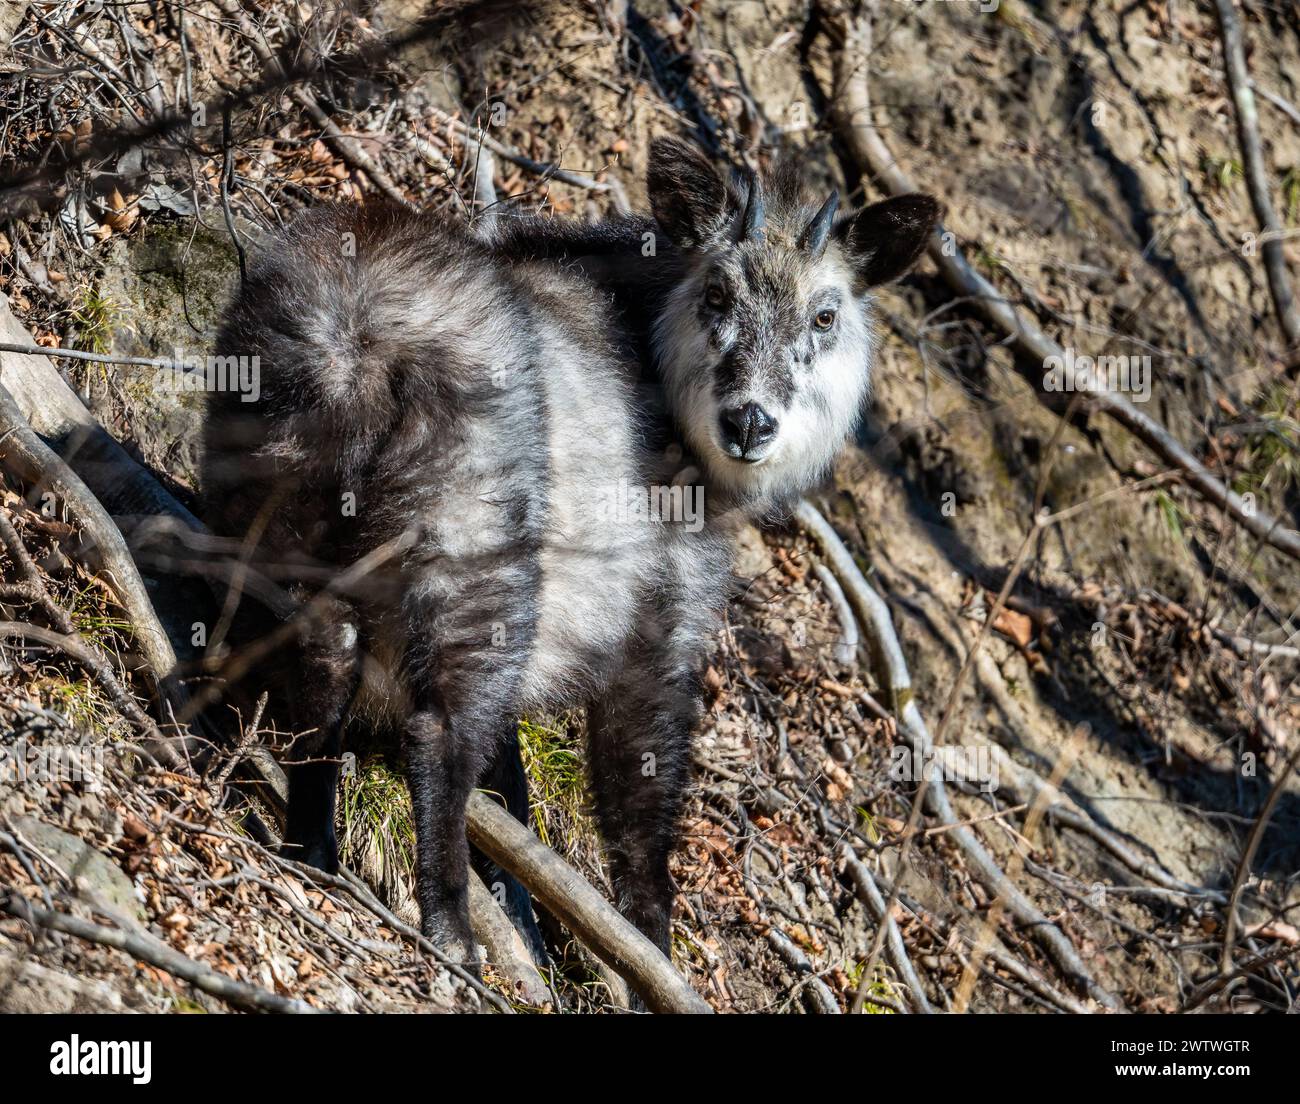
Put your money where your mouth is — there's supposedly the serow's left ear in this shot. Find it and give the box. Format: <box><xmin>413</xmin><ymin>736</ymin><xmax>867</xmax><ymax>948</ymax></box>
<box><xmin>836</xmin><ymin>194</ymin><xmax>940</xmax><ymax>287</ymax></box>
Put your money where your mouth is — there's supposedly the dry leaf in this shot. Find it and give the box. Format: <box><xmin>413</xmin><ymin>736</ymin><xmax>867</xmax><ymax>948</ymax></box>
<box><xmin>992</xmin><ymin>606</ymin><xmax>1034</xmax><ymax>650</ymax></box>
<box><xmin>103</xmin><ymin>188</ymin><xmax>138</xmax><ymax>233</ymax></box>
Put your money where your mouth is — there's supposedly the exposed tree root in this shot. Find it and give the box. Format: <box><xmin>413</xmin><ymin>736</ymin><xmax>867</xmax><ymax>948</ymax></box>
<box><xmin>834</xmin><ymin>839</ymin><xmax>931</xmax><ymax>1012</ymax></box>
<box><xmin>0</xmin><ymin>383</ymin><xmax>188</xmax><ymax>767</ymax></box>
<box><xmin>1212</xmin><ymin>0</ymin><xmax>1300</xmax><ymax>368</ymax></box>
<box><xmin>796</xmin><ymin>498</ymin><xmax>1124</xmax><ymax>1011</ymax></box>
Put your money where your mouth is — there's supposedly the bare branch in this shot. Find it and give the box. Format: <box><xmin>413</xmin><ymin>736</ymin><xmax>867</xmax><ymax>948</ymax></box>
<box><xmin>1221</xmin><ymin>738</ymin><xmax>1300</xmax><ymax>972</ymax></box>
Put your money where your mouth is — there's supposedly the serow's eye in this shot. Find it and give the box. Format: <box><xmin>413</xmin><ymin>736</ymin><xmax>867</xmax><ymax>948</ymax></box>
<box><xmin>705</xmin><ymin>286</ymin><xmax>726</xmax><ymax>309</ymax></box>
<box><xmin>814</xmin><ymin>309</ymin><xmax>837</xmax><ymax>330</ymax></box>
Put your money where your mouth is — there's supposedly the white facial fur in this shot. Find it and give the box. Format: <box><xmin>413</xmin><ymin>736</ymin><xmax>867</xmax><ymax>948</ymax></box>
<box><xmin>652</xmin><ymin>243</ymin><xmax>878</xmax><ymax>505</ymax></box>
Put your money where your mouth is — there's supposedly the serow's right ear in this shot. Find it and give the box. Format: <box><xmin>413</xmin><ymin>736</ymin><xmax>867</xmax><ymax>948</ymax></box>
<box><xmin>837</xmin><ymin>194</ymin><xmax>941</xmax><ymax>287</ymax></box>
<box><xmin>647</xmin><ymin>136</ymin><xmax>728</xmax><ymax>249</ymax></box>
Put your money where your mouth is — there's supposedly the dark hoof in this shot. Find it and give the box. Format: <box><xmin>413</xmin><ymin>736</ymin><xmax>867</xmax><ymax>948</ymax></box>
<box><xmin>283</xmin><ymin>833</ymin><xmax>339</xmax><ymax>874</ymax></box>
<box><xmin>422</xmin><ymin>910</ymin><xmax>480</xmax><ymax>970</ymax></box>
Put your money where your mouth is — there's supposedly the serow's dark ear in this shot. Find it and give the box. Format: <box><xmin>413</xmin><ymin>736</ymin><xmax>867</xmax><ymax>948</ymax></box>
<box><xmin>837</xmin><ymin>193</ymin><xmax>940</xmax><ymax>287</ymax></box>
<box><xmin>647</xmin><ymin>135</ymin><xmax>727</xmax><ymax>249</ymax></box>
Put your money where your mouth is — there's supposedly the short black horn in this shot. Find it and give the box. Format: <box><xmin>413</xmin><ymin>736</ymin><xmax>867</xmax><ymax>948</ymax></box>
<box><xmin>799</xmin><ymin>189</ymin><xmax>839</xmax><ymax>256</ymax></box>
<box><xmin>739</xmin><ymin>174</ymin><xmax>765</xmax><ymax>241</ymax></box>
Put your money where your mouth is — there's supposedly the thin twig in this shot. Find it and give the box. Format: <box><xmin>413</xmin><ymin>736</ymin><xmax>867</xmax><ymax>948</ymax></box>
<box><xmin>1220</xmin><ymin>738</ymin><xmax>1300</xmax><ymax>972</ymax></box>
<box><xmin>835</xmin><ymin>841</ymin><xmax>930</xmax><ymax>1013</ymax></box>
<box><xmin>425</xmin><ymin>105</ymin><xmax>630</xmax><ymax>212</ymax></box>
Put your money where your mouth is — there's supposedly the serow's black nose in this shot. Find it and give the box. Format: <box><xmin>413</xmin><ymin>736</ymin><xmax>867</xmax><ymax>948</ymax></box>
<box><xmin>719</xmin><ymin>402</ymin><xmax>778</xmax><ymax>459</ymax></box>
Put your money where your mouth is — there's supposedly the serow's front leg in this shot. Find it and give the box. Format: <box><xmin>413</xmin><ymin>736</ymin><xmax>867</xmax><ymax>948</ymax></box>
<box><xmin>587</xmin><ymin>657</ymin><xmax>702</xmax><ymax>954</ymax></box>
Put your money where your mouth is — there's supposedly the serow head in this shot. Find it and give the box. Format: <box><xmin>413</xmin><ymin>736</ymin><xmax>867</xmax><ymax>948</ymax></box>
<box><xmin>648</xmin><ymin>135</ymin><xmax>939</xmax><ymax>502</ymax></box>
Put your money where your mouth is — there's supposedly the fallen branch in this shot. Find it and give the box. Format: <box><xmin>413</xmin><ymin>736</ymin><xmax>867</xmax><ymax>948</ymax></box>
<box><xmin>951</xmin><ymin>725</ymin><xmax>1087</xmax><ymax>1013</ymax></box>
<box><xmin>1213</xmin><ymin>0</ymin><xmax>1300</xmax><ymax>367</ymax></box>
<box><xmin>465</xmin><ymin>791</ymin><xmax>712</xmax><ymax>1014</ymax></box>
<box><xmin>293</xmin><ymin>88</ymin><xmax>413</xmax><ymax>208</ymax></box>
<box><xmin>822</xmin><ymin>4</ymin><xmax>1300</xmax><ymax>564</ymax></box>
<box><xmin>818</xmin><ymin>489</ymin><xmax>1232</xmax><ymax>904</ymax></box>
<box><xmin>467</xmin><ymin>870</ymin><xmax>553</xmax><ymax>1007</ymax></box>
<box><xmin>0</xmin><ymin>342</ymin><xmax>189</xmax><ymax>372</ymax></box>
<box><xmin>1</xmin><ymin>891</ymin><xmax>320</xmax><ymax>1014</ymax></box>
<box><xmin>809</xmin><ymin>466</ymin><xmax>1237</xmax><ymax>995</ymax></box>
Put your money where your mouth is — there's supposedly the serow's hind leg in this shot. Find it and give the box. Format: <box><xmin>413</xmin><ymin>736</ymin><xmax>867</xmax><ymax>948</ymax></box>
<box><xmin>587</xmin><ymin>656</ymin><xmax>701</xmax><ymax>955</ymax></box>
<box><xmin>472</xmin><ymin>730</ymin><xmax>548</xmax><ymax>965</ymax></box>
<box><xmin>402</xmin><ymin>655</ymin><xmax>528</xmax><ymax>966</ymax></box>
<box><xmin>400</xmin><ymin>530</ymin><xmax>538</xmax><ymax>966</ymax></box>
<box><xmin>282</xmin><ymin>597</ymin><xmax>361</xmax><ymax>874</ymax></box>
<box><xmin>403</xmin><ymin>702</ymin><xmax>479</xmax><ymax>962</ymax></box>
